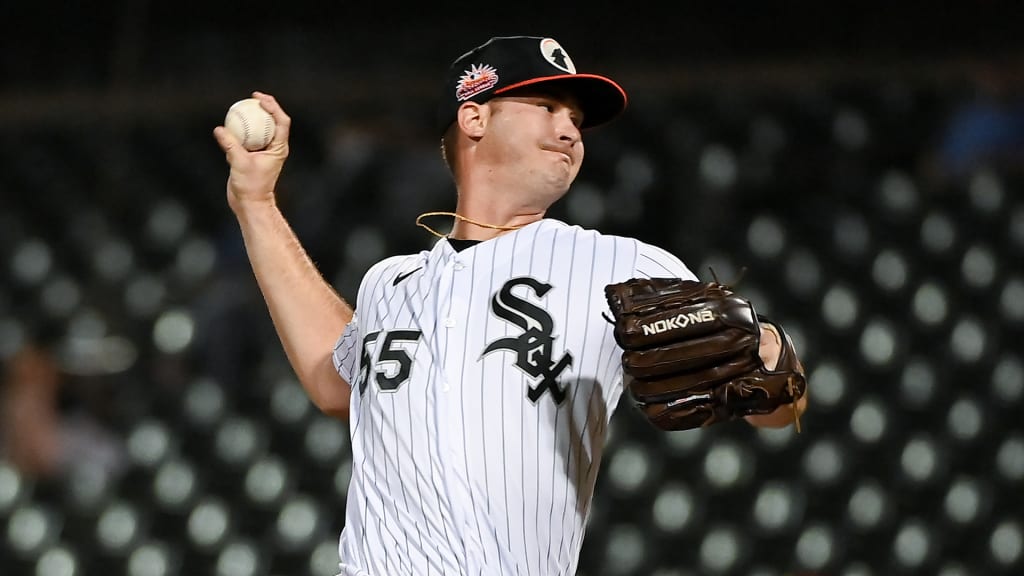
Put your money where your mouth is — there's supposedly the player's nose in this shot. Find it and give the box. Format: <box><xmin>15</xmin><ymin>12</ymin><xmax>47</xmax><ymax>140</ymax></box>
<box><xmin>555</xmin><ymin>114</ymin><xmax>581</xmax><ymax>146</ymax></box>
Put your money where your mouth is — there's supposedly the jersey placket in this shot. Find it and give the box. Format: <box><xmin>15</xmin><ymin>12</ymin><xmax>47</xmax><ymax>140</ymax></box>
<box><xmin>429</xmin><ymin>248</ymin><xmax>487</xmax><ymax>571</ymax></box>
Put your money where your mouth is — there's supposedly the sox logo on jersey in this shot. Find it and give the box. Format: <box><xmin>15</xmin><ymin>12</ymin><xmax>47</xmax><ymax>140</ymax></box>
<box><xmin>353</xmin><ymin>276</ymin><xmax>574</xmax><ymax>404</ymax></box>
<box><xmin>482</xmin><ymin>277</ymin><xmax>574</xmax><ymax>404</ymax></box>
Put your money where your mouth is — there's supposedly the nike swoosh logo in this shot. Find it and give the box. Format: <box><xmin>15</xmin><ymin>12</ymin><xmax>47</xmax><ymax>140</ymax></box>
<box><xmin>393</xmin><ymin>267</ymin><xmax>423</xmax><ymax>286</ymax></box>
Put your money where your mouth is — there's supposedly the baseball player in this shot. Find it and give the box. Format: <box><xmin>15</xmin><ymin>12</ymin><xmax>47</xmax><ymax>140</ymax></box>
<box><xmin>213</xmin><ymin>36</ymin><xmax>807</xmax><ymax>576</ymax></box>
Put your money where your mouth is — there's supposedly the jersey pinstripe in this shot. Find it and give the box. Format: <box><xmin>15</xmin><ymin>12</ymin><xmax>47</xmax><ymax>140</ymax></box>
<box><xmin>332</xmin><ymin>218</ymin><xmax>695</xmax><ymax>576</ymax></box>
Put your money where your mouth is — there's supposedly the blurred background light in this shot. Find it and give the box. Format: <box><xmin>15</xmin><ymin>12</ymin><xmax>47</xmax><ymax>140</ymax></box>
<box><xmin>822</xmin><ymin>284</ymin><xmax>860</xmax><ymax>331</ymax></box>
<box><xmin>991</xmin><ymin>354</ymin><xmax>1023</xmax><ymax>405</ymax></box>
<box><xmin>989</xmin><ymin>519</ymin><xmax>1023</xmax><ymax>567</ymax></box>
<box><xmin>604</xmin><ymin>524</ymin><xmax>647</xmax><ymax>575</ymax></box>
<box><xmin>699</xmin><ymin>525</ymin><xmax>744</xmax><ymax>575</ymax></box>
<box><xmin>802</xmin><ymin>436</ymin><xmax>846</xmax><ymax>487</ymax></box>
<box><xmin>153</xmin><ymin>308</ymin><xmax>196</xmax><ymax>354</ymax></box>
<box><xmin>900</xmin><ymin>358</ymin><xmax>940</xmax><ymax>409</ymax></box>
<box><xmin>96</xmin><ymin>500</ymin><xmax>141</xmax><ymax>553</ymax></box>
<box><xmin>849</xmin><ymin>396</ymin><xmax>888</xmax><ymax>444</ymax></box>
<box><xmin>275</xmin><ymin>494</ymin><xmax>321</xmax><ymax>552</ymax></box>
<box><xmin>153</xmin><ymin>458</ymin><xmax>198</xmax><ymax>512</ymax></box>
<box><xmin>608</xmin><ymin>443</ymin><xmax>653</xmax><ymax>495</ymax></box>
<box><xmin>652</xmin><ymin>483</ymin><xmax>698</xmax><ymax>534</ymax></box>
<box><xmin>960</xmin><ymin>244</ymin><xmax>997</xmax><ymax>290</ymax></box>
<box><xmin>808</xmin><ymin>359</ymin><xmax>848</xmax><ymax>411</ymax></box>
<box><xmin>127</xmin><ymin>541</ymin><xmax>176</xmax><ymax>576</ymax></box>
<box><xmin>833</xmin><ymin>107</ymin><xmax>870</xmax><ymax>150</ymax></box>
<box><xmin>877</xmin><ymin>169</ymin><xmax>917</xmax><ymax>216</ymax></box>
<box><xmin>703</xmin><ymin>439</ymin><xmax>752</xmax><ymax>490</ymax></box>
<box><xmin>871</xmin><ymin>248</ymin><xmax>909</xmax><ymax>293</ymax></box>
<box><xmin>900</xmin><ymin>433</ymin><xmax>945</xmax><ymax>486</ymax></box>
<box><xmin>968</xmin><ymin>169</ymin><xmax>1004</xmax><ymax>214</ymax></box>
<box><xmin>752</xmin><ymin>480</ymin><xmax>802</xmax><ymax>535</ymax></box>
<box><xmin>186</xmin><ymin>497</ymin><xmax>229</xmax><ymax>551</ymax></box>
<box><xmin>1001</xmin><ymin>276</ymin><xmax>1024</xmax><ymax>324</ymax></box>
<box><xmin>833</xmin><ymin>211</ymin><xmax>871</xmax><ymax>259</ymax></box>
<box><xmin>949</xmin><ymin>316</ymin><xmax>988</xmax><ymax>364</ymax></box>
<box><xmin>34</xmin><ymin>544</ymin><xmax>78</xmax><ymax>576</ymax></box>
<box><xmin>892</xmin><ymin>518</ymin><xmax>934</xmax><ymax>570</ymax></box>
<box><xmin>912</xmin><ymin>280</ymin><xmax>949</xmax><ymax>328</ymax></box>
<box><xmin>920</xmin><ymin>211</ymin><xmax>957</xmax><ymax>255</ymax></box>
<box><xmin>943</xmin><ymin>476</ymin><xmax>988</xmax><ymax>527</ymax></box>
<box><xmin>848</xmin><ymin>480</ymin><xmax>890</xmax><ymax>532</ymax></box>
<box><xmin>859</xmin><ymin>317</ymin><xmax>899</xmax><ymax>367</ymax></box>
<box><xmin>783</xmin><ymin>247</ymin><xmax>822</xmax><ymax>298</ymax></box>
<box><xmin>747</xmin><ymin>214</ymin><xmax>786</xmax><ymax>260</ymax></box>
<box><xmin>995</xmin><ymin>434</ymin><xmax>1024</xmax><ymax>483</ymax></box>
<box><xmin>215</xmin><ymin>539</ymin><xmax>261</xmax><ymax>576</ymax></box>
<box><xmin>11</xmin><ymin>239</ymin><xmax>53</xmax><ymax>286</ymax></box>
<box><xmin>700</xmin><ymin>144</ymin><xmax>739</xmax><ymax>191</ymax></box>
<box><xmin>795</xmin><ymin>522</ymin><xmax>837</xmax><ymax>572</ymax></box>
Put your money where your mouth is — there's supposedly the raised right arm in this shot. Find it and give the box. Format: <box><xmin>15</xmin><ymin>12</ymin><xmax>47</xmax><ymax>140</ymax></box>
<box><xmin>213</xmin><ymin>92</ymin><xmax>352</xmax><ymax>420</ymax></box>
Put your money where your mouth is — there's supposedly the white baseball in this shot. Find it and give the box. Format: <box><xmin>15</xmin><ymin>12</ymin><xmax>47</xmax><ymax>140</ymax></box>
<box><xmin>224</xmin><ymin>98</ymin><xmax>276</xmax><ymax>151</ymax></box>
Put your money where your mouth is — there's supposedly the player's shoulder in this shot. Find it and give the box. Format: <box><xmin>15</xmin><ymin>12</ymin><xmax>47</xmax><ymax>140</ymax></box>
<box><xmin>362</xmin><ymin>252</ymin><xmax>426</xmax><ymax>284</ymax></box>
<box><xmin>355</xmin><ymin>252</ymin><xmax>429</xmax><ymax>303</ymax></box>
<box><xmin>541</xmin><ymin>218</ymin><xmax>677</xmax><ymax>255</ymax></box>
<box><xmin>536</xmin><ymin>218</ymin><xmax>636</xmax><ymax>246</ymax></box>
<box><xmin>543</xmin><ymin>219</ymin><xmax>696</xmax><ymax>280</ymax></box>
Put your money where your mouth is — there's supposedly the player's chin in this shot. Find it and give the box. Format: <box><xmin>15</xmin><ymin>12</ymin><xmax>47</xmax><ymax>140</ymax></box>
<box><xmin>545</xmin><ymin>179</ymin><xmax>573</xmax><ymax>203</ymax></box>
<box><xmin>548</xmin><ymin>163</ymin><xmax>579</xmax><ymax>190</ymax></box>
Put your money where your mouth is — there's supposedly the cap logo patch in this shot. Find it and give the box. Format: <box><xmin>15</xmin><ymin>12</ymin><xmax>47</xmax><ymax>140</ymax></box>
<box><xmin>455</xmin><ymin>63</ymin><xmax>499</xmax><ymax>101</ymax></box>
<box><xmin>539</xmin><ymin>38</ymin><xmax>576</xmax><ymax>74</ymax></box>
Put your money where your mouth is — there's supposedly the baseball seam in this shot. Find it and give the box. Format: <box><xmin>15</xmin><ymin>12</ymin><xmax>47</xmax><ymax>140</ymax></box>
<box><xmin>237</xmin><ymin>111</ymin><xmax>252</xmax><ymax>149</ymax></box>
<box><xmin>262</xmin><ymin>116</ymin><xmax>273</xmax><ymax>148</ymax></box>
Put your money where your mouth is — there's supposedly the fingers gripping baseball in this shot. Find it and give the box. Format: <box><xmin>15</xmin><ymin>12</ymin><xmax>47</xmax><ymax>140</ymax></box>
<box><xmin>213</xmin><ymin>91</ymin><xmax>291</xmax><ymax>209</ymax></box>
<box><xmin>252</xmin><ymin>91</ymin><xmax>292</xmax><ymax>146</ymax></box>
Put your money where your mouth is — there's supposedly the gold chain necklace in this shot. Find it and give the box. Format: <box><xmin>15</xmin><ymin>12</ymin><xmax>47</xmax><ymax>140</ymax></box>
<box><xmin>415</xmin><ymin>211</ymin><xmax>526</xmax><ymax>239</ymax></box>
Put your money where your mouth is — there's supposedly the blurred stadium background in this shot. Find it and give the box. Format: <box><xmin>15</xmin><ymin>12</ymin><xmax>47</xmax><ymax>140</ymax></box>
<box><xmin>2</xmin><ymin>2</ymin><xmax>1023</xmax><ymax>575</ymax></box>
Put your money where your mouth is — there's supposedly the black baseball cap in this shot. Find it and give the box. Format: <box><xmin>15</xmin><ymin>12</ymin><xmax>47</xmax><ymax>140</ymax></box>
<box><xmin>437</xmin><ymin>36</ymin><xmax>628</xmax><ymax>134</ymax></box>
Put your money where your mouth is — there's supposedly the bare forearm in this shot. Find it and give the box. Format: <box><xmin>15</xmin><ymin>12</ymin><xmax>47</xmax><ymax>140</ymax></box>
<box><xmin>233</xmin><ymin>199</ymin><xmax>352</xmax><ymax>412</ymax></box>
<box><xmin>213</xmin><ymin>92</ymin><xmax>351</xmax><ymax>418</ymax></box>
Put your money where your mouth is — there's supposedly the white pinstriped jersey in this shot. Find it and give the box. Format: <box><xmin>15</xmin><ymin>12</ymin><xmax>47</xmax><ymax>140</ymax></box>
<box><xmin>332</xmin><ymin>218</ymin><xmax>695</xmax><ymax>576</ymax></box>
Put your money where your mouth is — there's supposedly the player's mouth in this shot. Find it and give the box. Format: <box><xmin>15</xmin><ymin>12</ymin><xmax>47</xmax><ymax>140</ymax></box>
<box><xmin>543</xmin><ymin>146</ymin><xmax>573</xmax><ymax>165</ymax></box>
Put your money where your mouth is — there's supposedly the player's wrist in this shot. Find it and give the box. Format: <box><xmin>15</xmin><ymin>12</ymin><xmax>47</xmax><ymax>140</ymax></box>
<box><xmin>228</xmin><ymin>191</ymin><xmax>282</xmax><ymax>220</ymax></box>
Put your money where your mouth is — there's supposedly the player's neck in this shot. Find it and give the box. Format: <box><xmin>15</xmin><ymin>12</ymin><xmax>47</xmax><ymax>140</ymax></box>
<box><xmin>448</xmin><ymin>199</ymin><xmax>544</xmax><ymax>241</ymax></box>
<box><xmin>448</xmin><ymin>212</ymin><xmax>543</xmax><ymax>241</ymax></box>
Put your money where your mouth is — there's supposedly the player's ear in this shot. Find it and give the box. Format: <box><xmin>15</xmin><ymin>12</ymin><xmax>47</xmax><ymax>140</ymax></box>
<box><xmin>457</xmin><ymin>101</ymin><xmax>487</xmax><ymax>139</ymax></box>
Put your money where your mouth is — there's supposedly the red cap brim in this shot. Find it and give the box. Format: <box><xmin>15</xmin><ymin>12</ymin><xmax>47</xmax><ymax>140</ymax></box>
<box><xmin>494</xmin><ymin>73</ymin><xmax>628</xmax><ymax>129</ymax></box>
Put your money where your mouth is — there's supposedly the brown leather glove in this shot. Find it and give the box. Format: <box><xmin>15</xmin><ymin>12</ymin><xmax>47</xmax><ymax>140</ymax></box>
<box><xmin>605</xmin><ymin>278</ymin><xmax>806</xmax><ymax>430</ymax></box>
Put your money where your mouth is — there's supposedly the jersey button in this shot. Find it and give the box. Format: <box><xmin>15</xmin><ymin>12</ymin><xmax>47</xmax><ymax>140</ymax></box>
<box><xmin>444</xmin><ymin>318</ymin><xmax>456</xmax><ymax>328</ymax></box>
<box><xmin>453</xmin><ymin>262</ymin><xmax>465</xmax><ymax>271</ymax></box>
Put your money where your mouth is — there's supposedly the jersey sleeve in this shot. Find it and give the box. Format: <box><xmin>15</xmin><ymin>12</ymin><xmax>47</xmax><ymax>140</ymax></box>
<box><xmin>329</xmin><ymin>253</ymin><xmax>417</xmax><ymax>383</ymax></box>
<box><xmin>332</xmin><ymin>312</ymin><xmax>360</xmax><ymax>383</ymax></box>
<box><xmin>632</xmin><ymin>241</ymin><xmax>698</xmax><ymax>281</ymax></box>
